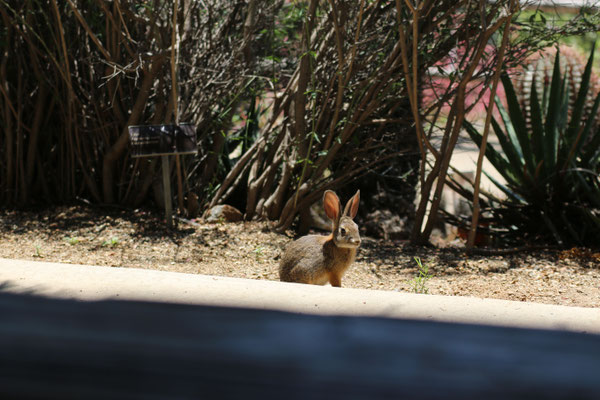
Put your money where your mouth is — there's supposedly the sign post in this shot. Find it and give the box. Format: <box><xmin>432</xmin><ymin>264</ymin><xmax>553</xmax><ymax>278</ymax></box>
<box><xmin>161</xmin><ymin>155</ymin><xmax>173</xmax><ymax>226</ymax></box>
<box><xmin>128</xmin><ymin>124</ymin><xmax>197</xmax><ymax>227</ymax></box>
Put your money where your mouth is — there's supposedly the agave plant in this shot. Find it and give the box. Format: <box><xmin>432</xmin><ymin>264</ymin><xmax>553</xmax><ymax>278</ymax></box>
<box><xmin>464</xmin><ymin>45</ymin><xmax>600</xmax><ymax>247</ymax></box>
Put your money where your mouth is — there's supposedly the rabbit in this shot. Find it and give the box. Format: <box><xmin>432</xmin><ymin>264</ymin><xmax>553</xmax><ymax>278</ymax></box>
<box><xmin>279</xmin><ymin>189</ymin><xmax>361</xmax><ymax>287</ymax></box>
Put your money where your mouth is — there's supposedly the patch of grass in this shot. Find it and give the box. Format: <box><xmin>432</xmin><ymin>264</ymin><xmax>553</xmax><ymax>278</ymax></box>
<box><xmin>407</xmin><ymin>257</ymin><xmax>432</xmax><ymax>294</ymax></box>
<box><xmin>253</xmin><ymin>245</ymin><xmax>265</xmax><ymax>262</ymax></box>
<box><xmin>102</xmin><ymin>237</ymin><xmax>120</xmax><ymax>248</ymax></box>
<box><xmin>33</xmin><ymin>245</ymin><xmax>42</xmax><ymax>258</ymax></box>
<box><xmin>64</xmin><ymin>236</ymin><xmax>80</xmax><ymax>245</ymax></box>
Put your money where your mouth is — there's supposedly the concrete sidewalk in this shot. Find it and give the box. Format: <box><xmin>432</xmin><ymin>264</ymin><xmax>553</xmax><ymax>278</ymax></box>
<box><xmin>1</xmin><ymin>258</ymin><xmax>598</xmax><ymax>334</ymax></box>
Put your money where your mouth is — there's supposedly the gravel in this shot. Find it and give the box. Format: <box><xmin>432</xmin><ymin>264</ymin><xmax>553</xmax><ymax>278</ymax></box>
<box><xmin>1</xmin><ymin>206</ymin><xmax>598</xmax><ymax>308</ymax></box>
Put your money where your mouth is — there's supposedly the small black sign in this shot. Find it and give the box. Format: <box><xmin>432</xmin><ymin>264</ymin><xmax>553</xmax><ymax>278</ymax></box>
<box><xmin>128</xmin><ymin>124</ymin><xmax>197</xmax><ymax>158</ymax></box>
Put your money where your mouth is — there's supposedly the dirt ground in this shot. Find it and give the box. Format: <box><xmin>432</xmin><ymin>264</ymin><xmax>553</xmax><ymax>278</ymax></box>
<box><xmin>0</xmin><ymin>205</ymin><xmax>599</xmax><ymax>308</ymax></box>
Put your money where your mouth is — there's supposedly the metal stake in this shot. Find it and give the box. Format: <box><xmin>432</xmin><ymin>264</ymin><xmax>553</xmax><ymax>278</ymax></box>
<box><xmin>161</xmin><ymin>155</ymin><xmax>173</xmax><ymax>227</ymax></box>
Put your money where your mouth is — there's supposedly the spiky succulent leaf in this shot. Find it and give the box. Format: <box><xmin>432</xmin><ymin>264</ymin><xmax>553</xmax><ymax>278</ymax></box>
<box><xmin>566</xmin><ymin>45</ymin><xmax>595</xmax><ymax>139</ymax></box>
<box><xmin>492</xmin><ymin>99</ymin><xmax>528</xmax><ymax>176</ymax></box>
<box><xmin>501</xmin><ymin>73</ymin><xmax>535</xmax><ymax>176</ymax></box>
<box><xmin>464</xmin><ymin>119</ymin><xmax>520</xmax><ymax>188</ymax></box>
<box><xmin>579</xmin><ymin>92</ymin><xmax>600</xmax><ymax>166</ymax></box>
<box><xmin>543</xmin><ymin>50</ymin><xmax>563</xmax><ymax>172</ymax></box>
<box><xmin>529</xmin><ymin>75</ymin><xmax>546</xmax><ymax>175</ymax></box>
<box><xmin>483</xmin><ymin>170</ymin><xmax>523</xmax><ymax>203</ymax></box>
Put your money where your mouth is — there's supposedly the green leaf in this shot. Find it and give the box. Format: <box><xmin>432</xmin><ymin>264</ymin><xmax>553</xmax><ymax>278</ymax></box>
<box><xmin>529</xmin><ymin>74</ymin><xmax>546</xmax><ymax>169</ymax></box>
<box><xmin>543</xmin><ymin>50</ymin><xmax>563</xmax><ymax>172</ymax></box>
<box><xmin>556</xmin><ymin>78</ymin><xmax>571</xmax><ymax>167</ymax></box>
<box><xmin>495</xmin><ymin>88</ymin><xmax>523</xmax><ymax>159</ymax></box>
<box><xmin>464</xmin><ymin>120</ymin><xmax>520</xmax><ymax>187</ymax></box>
<box><xmin>483</xmin><ymin>170</ymin><xmax>523</xmax><ymax>203</ymax></box>
<box><xmin>501</xmin><ymin>73</ymin><xmax>535</xmax><ymax>176</ymax></box>
<box><xmin>307</xmin><ymin>130</ymin><xmax>321</xmax><ymax>143</ymax></box>
<box><xmin>557</xmin><ymin>76</ymin><xmax>570</xmax><ymax>133</ymax></box>
<box><xmin>566</xmin><ymin>43</ymin><xmax>595</xmax><ymax>145</ymax></box>
<box><xmin>579</xmin><ymin>92</ymin><xmax>600</xmax><ymax>165</ymax></box>
<box><xmin>574</xmin><ymin>169</ymin><xmax>600</xmax><ymax>208</ymax></box>
<box><xmin>490</xmin><ymin>112</ymin><xmax>525</xmax><ymax>182</ymax></box>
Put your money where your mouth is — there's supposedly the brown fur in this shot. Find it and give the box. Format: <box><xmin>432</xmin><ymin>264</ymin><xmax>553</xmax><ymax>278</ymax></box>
<box><xmin>279</xmin><ymin>190</ymin><xmax>360</xmax><ymax>287</ymax></box>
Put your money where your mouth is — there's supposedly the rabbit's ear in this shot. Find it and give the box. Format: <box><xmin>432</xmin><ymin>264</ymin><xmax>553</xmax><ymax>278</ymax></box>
<box><xmin>323</xmin><ymin>190</ymin><xmax>341</xmax><ymax>223</ymax></box>
<box><xmin>343</xmin><ymin>190</ymin><xmax>360</xmax><ymax>219</ymax></box>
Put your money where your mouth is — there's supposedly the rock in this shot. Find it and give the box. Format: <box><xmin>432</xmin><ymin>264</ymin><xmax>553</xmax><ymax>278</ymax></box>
<box><xmin>204</xmin><ymin>205</ymin><xmax>243</xmax><ymax>223</ymax></box>
<box><xmin>363</xmin><ymin>209</ymin><xmax>408</xmax><ymax>241</ymax></box>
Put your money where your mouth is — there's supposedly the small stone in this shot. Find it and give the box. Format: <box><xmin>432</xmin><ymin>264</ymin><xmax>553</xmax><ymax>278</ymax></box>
<box><xmin>204</xmin><ymin>205</ymin><xmax>243</xmax><ymax>223</ymax></box>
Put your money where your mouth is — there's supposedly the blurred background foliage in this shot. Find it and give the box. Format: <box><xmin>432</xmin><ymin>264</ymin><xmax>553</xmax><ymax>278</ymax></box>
<box><xmin>0</xmin><ymin>0</ymin><xmax>599</xmax><ymax>247</ymax></box>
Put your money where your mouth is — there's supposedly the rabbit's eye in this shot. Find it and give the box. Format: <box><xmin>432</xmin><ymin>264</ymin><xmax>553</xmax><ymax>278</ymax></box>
<box><xmin>340</xmin><ymin>228</ymin><xmax>346</xmax><ymax>236</ymax></box>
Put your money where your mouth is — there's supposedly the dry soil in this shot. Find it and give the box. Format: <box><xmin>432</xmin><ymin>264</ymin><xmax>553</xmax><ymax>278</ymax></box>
<box><xmin>0</xmin><ymin>206</ymin><xmax>598</xmax><ymax>308</ymax></box>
